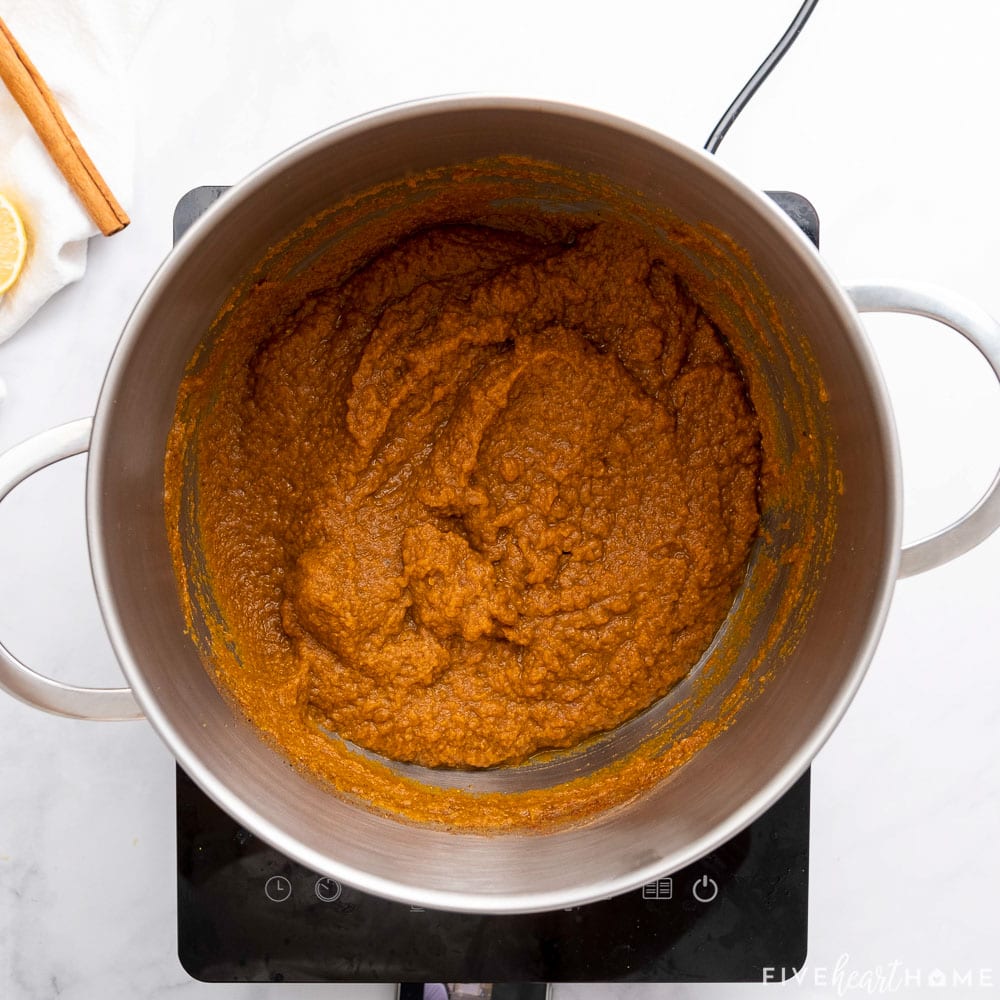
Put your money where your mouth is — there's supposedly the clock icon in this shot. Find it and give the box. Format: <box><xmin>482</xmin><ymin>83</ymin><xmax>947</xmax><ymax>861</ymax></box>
<box><xmin>264</xmin><ymin>875</ymin><xmax>293</xmax><ymax>902</ymax></box>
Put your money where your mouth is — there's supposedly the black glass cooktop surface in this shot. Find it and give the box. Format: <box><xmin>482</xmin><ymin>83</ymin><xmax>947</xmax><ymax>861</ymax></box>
<box><xmin>174</xmin><ymin>185</ymin><xmax>815</xmax><ymax>985</ymax></box>
<box><xmin>178</xmin><ymin>765</ymin><xmax>809</xmax><ymax>984</ymax></box>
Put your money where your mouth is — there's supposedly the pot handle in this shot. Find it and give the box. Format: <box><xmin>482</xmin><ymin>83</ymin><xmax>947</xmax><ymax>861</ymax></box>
<box><xmin>0</xmin><ymin>418</ymin><xmax>143</xmax><ymax>720</ymax></box>
<box><xmin>846</xmin><ymin>283</ymin><xmax>1000</xmax><ymax>577</ymax></box>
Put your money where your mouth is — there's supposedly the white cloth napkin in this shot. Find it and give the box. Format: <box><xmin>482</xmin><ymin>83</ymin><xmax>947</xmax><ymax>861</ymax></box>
<box><xmin>0</xmin><ymin>0</ymin><xmax>158</xmax><ymax>347</ymax></box>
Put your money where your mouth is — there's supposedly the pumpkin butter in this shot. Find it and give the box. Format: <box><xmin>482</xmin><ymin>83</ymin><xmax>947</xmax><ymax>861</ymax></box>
<box><xmin>167</xmin><ymin>162</ymin><xmax>771</xmax><ymax>822</ymax></box>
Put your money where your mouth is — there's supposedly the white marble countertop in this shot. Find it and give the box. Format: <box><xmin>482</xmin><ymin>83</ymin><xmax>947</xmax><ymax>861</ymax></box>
<box><xmin>1</xmin><ymin>2</ymin><xmax>998</xmax><ymax>997</ymax></box>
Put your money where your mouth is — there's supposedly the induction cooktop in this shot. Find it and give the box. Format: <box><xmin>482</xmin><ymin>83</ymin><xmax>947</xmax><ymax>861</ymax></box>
<box><xmin>172</xmin><ymin>185</ymin><xmax>815</xmax><ymax>988</ymax></box>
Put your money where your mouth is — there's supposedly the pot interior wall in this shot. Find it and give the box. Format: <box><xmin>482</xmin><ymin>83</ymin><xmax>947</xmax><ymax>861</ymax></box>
<box><xmin>89</xmin><ymin>100</ymin><xmax>898</xmax><ymax>911</ymax></box>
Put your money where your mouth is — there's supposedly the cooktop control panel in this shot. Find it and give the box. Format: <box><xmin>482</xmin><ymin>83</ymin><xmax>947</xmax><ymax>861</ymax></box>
<box><xmin>177</xmin><ymin>765</ymin><xmax>809</xmax><ymax>983</ymax></box>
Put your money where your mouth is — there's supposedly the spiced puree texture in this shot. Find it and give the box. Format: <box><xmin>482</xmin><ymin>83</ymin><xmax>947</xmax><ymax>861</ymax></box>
<box><xmin>172</xmin><ymin>209</ymin><xmax>762</xmax><ymax>772</ymax></box>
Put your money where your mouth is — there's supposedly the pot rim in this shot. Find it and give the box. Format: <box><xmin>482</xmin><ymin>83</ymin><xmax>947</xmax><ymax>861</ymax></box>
<box><xmin>85</xmin><ymin>95</ymin><xmax>903</xmax><ymax>912</ymax></box>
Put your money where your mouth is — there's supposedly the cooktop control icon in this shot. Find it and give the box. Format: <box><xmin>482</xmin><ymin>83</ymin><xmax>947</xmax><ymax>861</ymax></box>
<box><xmin>264</xmin><ymin>875</ymin><xmax>293</xmax><ymax>903</ymax></box>
<box><xmin>641</xmin><ymin>878</ymin><xmax>673</xmax><ymax>900</ymax></box>
<box><xmin>315</xmin><ymin>877</ymin><xmax>343</xmax><ymax>902</ymax></box>
<box><xmin>692</xmin><ymin>875</ymin><xmax>718</xmax><ymax>903</ymax></box>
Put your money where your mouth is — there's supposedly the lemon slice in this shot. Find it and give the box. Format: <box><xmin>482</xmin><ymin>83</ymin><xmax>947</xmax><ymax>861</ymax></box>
<box><xmin>0</xmin><ymin>194</ymin><xmax>28</xmax><ymax>295</ymax></box>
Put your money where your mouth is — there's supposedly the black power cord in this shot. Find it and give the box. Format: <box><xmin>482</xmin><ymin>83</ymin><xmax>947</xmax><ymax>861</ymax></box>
<box><xmin>704</xmin><ymin>0</ymin><xmax>820</xmax><ymax>154</ymax></box>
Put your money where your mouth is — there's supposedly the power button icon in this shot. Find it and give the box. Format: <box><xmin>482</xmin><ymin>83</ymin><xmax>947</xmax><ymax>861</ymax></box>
<box><xmin>692</xmin><ymin>874</ymin><xmax>718</xmax><ymax>903</ymax></box>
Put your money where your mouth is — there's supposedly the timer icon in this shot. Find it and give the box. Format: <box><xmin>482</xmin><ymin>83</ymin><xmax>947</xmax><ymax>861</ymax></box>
<box><xmin>315</xmin><ymin>877</ymin><xmax>343</xmax><ymax>902</ymax></box>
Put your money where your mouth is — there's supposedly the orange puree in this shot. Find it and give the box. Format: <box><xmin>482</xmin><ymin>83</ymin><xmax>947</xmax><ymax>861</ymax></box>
<box><xmin>161</xmin><ymin>159</ymin><xmax>813</xmax><ymax>832</ymax></box>
<box><xmin>172</xmin><ymin>214</ymin><xmax>761</xmax><ymax>771</ymax></box>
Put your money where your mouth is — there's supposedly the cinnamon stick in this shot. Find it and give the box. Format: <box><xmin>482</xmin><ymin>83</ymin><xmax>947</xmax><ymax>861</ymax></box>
<box><xmin>0</xmin><ymin>15</ymin><xmax>129</xmax><ymax>236</ymax></box>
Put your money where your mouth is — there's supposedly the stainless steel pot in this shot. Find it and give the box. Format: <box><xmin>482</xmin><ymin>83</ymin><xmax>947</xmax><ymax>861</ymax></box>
<box><xmin>2</xmin><ymin>97</ymin><xmax>999</xmax><ymax>913</ymax></box>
